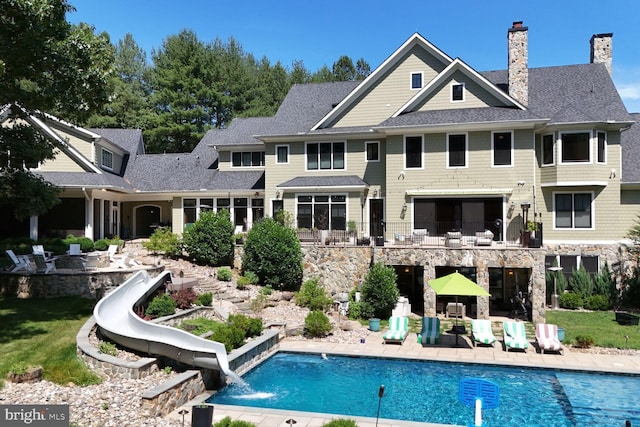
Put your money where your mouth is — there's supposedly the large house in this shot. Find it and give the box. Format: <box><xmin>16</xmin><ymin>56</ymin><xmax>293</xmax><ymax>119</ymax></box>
<box><xmin>2</xmin><ymin>22</ymin><xmax>639</xmax><ymax>320</ymax></box>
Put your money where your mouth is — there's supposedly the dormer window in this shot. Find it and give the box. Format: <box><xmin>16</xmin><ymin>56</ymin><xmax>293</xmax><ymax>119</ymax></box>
<box><xmin>451</xmin><ymin>83</ymin><xmax>465</xmax><ymax>102</ymax></box>
<box><xmin>101</xmin><ymin>148</ymin><xmax>113</xmax><ymax>170</ymax></box>
<box><xmin>411</xmin><ymin>72</ymin><xmax>423</xmax><ymax>90</ymax></box>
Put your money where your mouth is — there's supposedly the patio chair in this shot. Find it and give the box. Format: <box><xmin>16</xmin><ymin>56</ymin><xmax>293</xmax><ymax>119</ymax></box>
<box><xmin>5</xmin><ymin>250</ymin><xmax>33</xmax><ymax>272</ymax></box>
<box><xmin>503</xmin><ymin>321</ymin><xmax>529</xmax><ymax>352</ymax></box>
<box><xmin>67</xmin><ymin>244</ymin><xmax>82</xmax><ymax>256</ymax></box>
<box><xmin>471</xmin><ymin>319</ymin><xmax>497</xmax><ymax>347</ymax></box>
<box><xmin>106</xmin><ymin>244</ymin><xmax>119</xmax><ymax>262</ymax></box>
<box><xmin>82</xmin><ymin>254</ymin><xmax>100</xmax><ymax>271</ymax></box>
<box><xmin>535</xmin><ymin>323</ymin><xmax>563</xmax><ymax>354</ymax></box>
<box><xmin>417</xmin><ymin>316</ymin><xmax>440</xmax><ymax>346</ymax></box>
<box><xmin>32</xmin><ymin>254</ymin><xmax>56</xmax><ymax>273</ymax></box>
<box><xmin>382</xmin><ymin>316</ymin><xmax>409</xmax><ymax>344</ymax></box>
<box><xmin>32</xmin><ymin>244</ymin><xmax>56</xmax><ymax>261</ymax></box>
<box><xmin>446</xmin><ymin>302</ymin><xmax>466</xmax><ymax>318</ymax></box>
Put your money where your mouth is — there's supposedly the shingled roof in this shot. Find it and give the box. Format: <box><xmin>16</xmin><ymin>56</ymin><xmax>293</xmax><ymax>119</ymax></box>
<box><xmin>622</xmin><ymin>113</ymin><xmax>640</xmax><ymax>183</ymax></box>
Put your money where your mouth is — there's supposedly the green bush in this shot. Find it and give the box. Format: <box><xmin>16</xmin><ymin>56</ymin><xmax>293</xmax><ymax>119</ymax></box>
<box><xmin>584</xmin><ymin>294</ymin><xmax>610</xmax><ymax>311</ymax></box>
<box><xmin>242</xmin><ymin>217</ymin><xmax>303</xmax><ymax>290</ymax></box>
<box><xmin>558</xmin><ymin>292</ymin><xmax>583</xmax><ymax>310</ymax></box>
<box><xmin>304</xmin><ymin>310</ymin><xmax>332</xmax><ymax>337</ymax></box>
<box><xmin>575</xmin><ymin>335</ymin><xmax>595</xmax><ymax>348</ymax></box>
<box><xmin>360</xmin><ymin>262</ymin><xmax>400</xmax><ymax>319</ymax></box>
<box><xmin>214</xmin><ymin>416</ymin><xmax>256</xmax><ymax>427</ymax></box>
<box><xmin>211</xmin><ymin>324</ymin><xmax>245</xmax><ymax>352</ymax></box>
<box><xmin>593</xmin><ymin>261</ymin><xmax>617</xmax><ymax>304</ymax></box>
<box><xmin>243</xmin><ymin>271</ymin><xmax>259</xmax><ymax>285</ymax></box>
<box><xmin>145</xmin><ymin>294</ymin><xmax>177</xmax><ymax>318</ymax></box>
<box><xmin>98</xmin><ymin>341</ymin><xmax>117</xmax><ymax>356</ymax></box>
<box><xmin>217</xmin><ymin>266</ymin><xmax>233</xmax><ymax>281</ymax></box>
<box><xmin>322</xmin><ymin>419</ymin><xmax>358</xmax><ymax>427</ymax></box>
<box><xmin>295</xmin><ymin>277</ymin><xmax>332</xmax><ymax>311</ymax></box>
<box><xmin>143</xmin><ymin>227</ymin><xmax>182</xmax><ymax>258</ymax></box>
<box><xmin>228</xmin><ymin>314</ymin><xmax>263</xmax><ymax>337</ymax></box>
<box><xmin>259</xmin><ymin>284</ymin><xmax>273</xmax><ymax>296</ymax></box>
<box><xmin>182</xmin><ymin>210</ymin><xmax>234</xmax><ymax>266</ymax></box>
<box><xmin>569</xmin><ymin>264</ymin><xmax>594</xmax><ymax>298</ymax></box>
<box><xmin>63</xmin><ymin>235</ymin><xmax>94</xmax><ymax>252</ymax></box>
<box><xmin>196</xmin><ymin>292</ymin><xmax>213</xmax><ymax>306</ymax></box>
<box><xmin>236</xmin><ymin>276</ymin><xmax>250</xmax><ymax>289</ymax></box>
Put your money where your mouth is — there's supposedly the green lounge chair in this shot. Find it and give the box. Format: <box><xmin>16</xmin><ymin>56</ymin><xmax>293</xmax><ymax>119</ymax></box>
<box><xmin>417</xmin><ymin>316</ymin><xmax>440</xmax><ymax>346</ymax></box>
<box><xmin>503</xmin><ymin>321</ymin><xmax>529</xmax><ymax>352</ymax></box>
<box><xmin>471</xmin><ymin>319</ymin><xmax>497</xmax><ymax>347</ymax></box>
<box><xmin>382</xmin><ymin>316</ymin><xmax>409</xmax><ymax>344</ymax></box>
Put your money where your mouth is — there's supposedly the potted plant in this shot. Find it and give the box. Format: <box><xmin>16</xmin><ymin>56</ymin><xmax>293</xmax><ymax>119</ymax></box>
<box><xmin>347</xmin><ymin>220</ymin><xmax>357</xmax><ymax>244</ymax></box>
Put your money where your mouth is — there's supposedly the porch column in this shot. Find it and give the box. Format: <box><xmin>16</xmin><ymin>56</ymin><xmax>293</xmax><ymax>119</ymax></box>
<box><xmin>84</xmin><ymin>195</ymin><xmax>94</xmax><ymax>240</ymax></box>
<box><xmin>29</xmin><ymin>216</ymin><xmax>38</xmax><ymax>241</ymax></box>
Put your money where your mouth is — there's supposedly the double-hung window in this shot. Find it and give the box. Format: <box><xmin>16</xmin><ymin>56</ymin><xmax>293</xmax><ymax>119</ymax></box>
<box><xmin>366</xmin><ymin>141</ymin><xmax>380</xmax><ymax>162</ymax></box>
<box><xmin>447</xmin><ymin>133</ymin><xmax>467</xmax><ymax>168</ymax></box>
<box><xmin>411</xmin><ymin>72</ymin><xmax>423</xmax><ymax>90</ymax></box>
<box><xmin>404</xmin><ymin>136</ymin><xmax>422</xmax><ymax>169</ymax></box>
<box><xmin>276</xmin><ymin>145</ymin><xmax>289</xmax><ymax>164</ymax></box>
<box><xmin>597</xmin><ymin>131</ymin><xmax>606</xmax><ymax>164</ymax></box>
<box><xmin>542</xmin><ymin>134</ymin><xmax>555</xmax><ymax>166</ymax></box>
<box><xmin>492</xmin><ymin>131</ymin><xmax>513</xmax><ymax>166</ymax></box>
<box><xmin>101</xmin><ymin>148</ymin><xmax>113</xmax><ymax>170</ymax></box>
<box><xmin>306</xmin><ymin>142</ymin><xmax>345</xmax><ymax>170</ymax></box>
<box><xmin>555</xmin><ymin>192</ymin><xmax>593</xmax><ymax>229</ymax></box>
<box><xmin>232</xmin><ymin>151</ymin><xmax>265</xmax><ymax>167</ymax></box>
<box><xmin>296</xmin><ymin>194</ymin><xmax>347</xmax><ymax>230</ymax></box>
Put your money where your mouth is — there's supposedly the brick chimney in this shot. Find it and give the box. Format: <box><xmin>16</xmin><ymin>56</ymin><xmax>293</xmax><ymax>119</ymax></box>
<box><xmin>508</xmin><ymin>21</ymin><xmax>528</xmax><ymax>106</ymax></box>
<box><xmin>590</xmin><ymin>33</ymin><xmax>613</xmax><ymax>76</ymax></box>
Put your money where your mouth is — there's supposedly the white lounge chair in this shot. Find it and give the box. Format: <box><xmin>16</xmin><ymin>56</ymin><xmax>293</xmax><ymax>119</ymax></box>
<box><xmin>32</xmin><ymin>244</ymin><xmax>56</xmax><ymax>261</ymax></box>
<box><xmin>32</xmin><ymin>254</ymin><xmax>56</xmax><ymax>273</ymax></box>
<box><xmin>471</xmin><ymin>319</ymin><xmax>497</xmax><ymax>347</ymax></box>
<box><xmin>5</xmin><ymin>250</ymin><xmax>32</xmax><ymax>272</ymax></box>
<box><xmin>535</xmin><ymin>323</ymin><xmax>563</xmax><ymax>354</ymax></box>
<box><xmin>67</xmin><ymin>244</ymin><xmax>82</xmax><ymax>256</ymax></box>
<box><xmin>382</xmin><ymin>316</ymin><xmax>409</xmax><ymax>344</ymax></box>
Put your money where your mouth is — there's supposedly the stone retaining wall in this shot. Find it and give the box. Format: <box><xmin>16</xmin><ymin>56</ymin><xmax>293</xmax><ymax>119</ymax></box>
<box><xmin>141</xmin><ymin>370</ymin><xmax>206</xmax><ymax>418</ymax></box>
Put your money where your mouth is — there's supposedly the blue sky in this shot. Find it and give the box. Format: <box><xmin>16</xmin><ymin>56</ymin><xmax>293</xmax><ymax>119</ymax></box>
<box><xmin>68</xmin><ymin>0</ymin><xmax>640</xmax><ymax>113</ymax></box>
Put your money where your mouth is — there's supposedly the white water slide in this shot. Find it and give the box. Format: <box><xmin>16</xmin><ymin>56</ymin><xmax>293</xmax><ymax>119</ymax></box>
<box><xmin>93</xmin><ymin>269</ymin><xmax>231</xmax><ymax>376</ymax></box>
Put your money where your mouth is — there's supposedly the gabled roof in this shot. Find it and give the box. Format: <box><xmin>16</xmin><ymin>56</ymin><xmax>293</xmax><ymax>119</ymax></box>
<box><xmin>393</xmin><ymin>58</ymin><xmax>527</xmax><ymax>116</ymax></box>
<box><xmin>311</xmin><ymin>33</ymin><xmax>453</xmax><ymax>130</ymax></box>
<box><xmin>89</xmin><ymin>128</ymin><xmax>144</xmax><ymax>156</ymax></box>
<box><xmin>622</xmin><ymin>113</ymin><xmax>640</xmax><ymax>183</ymax></box>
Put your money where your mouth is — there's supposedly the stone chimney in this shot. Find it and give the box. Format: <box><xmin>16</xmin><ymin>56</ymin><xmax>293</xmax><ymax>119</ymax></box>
<box><xmin>508</xmin><ymin>21</ymin><xmax>528</xmax><ymax>106</ymax></box>
<box><xmin>590</xmin><ymin>33</ymin><xmax>613</xmax><ymax>76</ymax></box>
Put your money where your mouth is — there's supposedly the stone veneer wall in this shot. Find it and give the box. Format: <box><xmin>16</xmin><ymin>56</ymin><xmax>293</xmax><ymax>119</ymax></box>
<box><xmin>0</xmin><ymin>266</ymin><xmax>163</xmax><ymax>299</ymax></box>
<box><xmin>141</xmin><ymin>370</ymin><xmax>206</xmax><ymax>418</ymax></box>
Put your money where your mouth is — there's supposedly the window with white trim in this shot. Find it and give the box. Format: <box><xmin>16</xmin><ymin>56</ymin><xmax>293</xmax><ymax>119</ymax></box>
<box><xmin>306</xmin><ymin>142</ymin><xmax>345</xmax><ymax>170</ymax></box>
<box><xmin>365</xmin><ymin>141</ymin><xmax>380</xmax><ymax>162</ymax></box>
<box><xmin>492</xmin><ymin>131</ymin><xmax>513</xmax><ymax>166</ymax></box>
<box><xmin>447</xmin><ymin>133</ymin><xmax>467</xmax><ymax>168</ymax></box>
<box><xmin>101</xmin><ymin>148</ymin><xmax>113</xmax><ymax>170</ymax></box>
<box><xmin>276</xmin><ymin>145</ymin><xmax>289</xmax><ymax>164</ymax></box>
<box><xmin>597</xmin><ymin>131</ymin><xmax>606</xmax><ymax>164</ymax></box>
<box><xmin>560</xmin><ymin>131</ymin><xmax>590</xmax><ymax>163</ymax></box>
<box><xmin>451</xmin><ymin>83</ymin><xmax>465</xmax><ymax>102</ymax></box>
<box><xmin>296</xmin><ymin>194</ymin><xmax>347</xmax><ymax>230</ymax></box>
<box><xmin>404</xmin><ymin>136</ymin><xmax>423</xmax><ymax>169</ymax></box>
<box><xmin>542</xmin><ymin>133</ymin><xmax>555</xmax><ymax>166</ymax></box>
<box><xmin>232</xmin><ymin>151</ymin><xmax>265</xmax><ymax>167</ymax></box>
<box><xmin>554</xmin><ymin>192</ymin><xmax>593</xmax><ymax>229</ymax></box>
<box><xmin>411</xmin><ymin>72</ymin><xmax>423</xmax><ymax>90</ymax></box>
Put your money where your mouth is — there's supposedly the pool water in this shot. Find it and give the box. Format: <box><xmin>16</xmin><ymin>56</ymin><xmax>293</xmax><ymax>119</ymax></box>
<box><xmin>208</xmin><ymin>352</ymin><xmax>640</xmax><ymax>427</ymax></box>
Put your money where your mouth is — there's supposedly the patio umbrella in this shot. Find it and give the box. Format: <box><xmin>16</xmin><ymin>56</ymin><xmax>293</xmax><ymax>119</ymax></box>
<box><xmin>428</xmin><ymin>272</ymin><xmax>491</xmax><ymax>346</ymax></box>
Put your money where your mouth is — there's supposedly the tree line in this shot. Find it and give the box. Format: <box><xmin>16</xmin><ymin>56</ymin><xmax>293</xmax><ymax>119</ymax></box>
<box><xmin>86</xmin><ymin>30</ymin><xmax>371</xmax><ymax>154</ymax></box>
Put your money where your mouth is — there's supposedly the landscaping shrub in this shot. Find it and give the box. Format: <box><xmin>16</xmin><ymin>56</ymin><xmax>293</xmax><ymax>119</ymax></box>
<box><xmin>295</xmin><ymin>277</ymin><xmax>332</xmax><ymax>311</ymax></box>
<box><xmin>228</xmin><ymin>314</ymin><xmax>263</xmax><ymax>337</ymax></box>
<box><xmin>593</xmin><ymin>260</ymin><xmax>617</xmax><ymax>304</ymax></box>
<box><xmin>243</xmin><ymin>271</ymin><xmax>259</xmax><ymax>285</ymax></box>
<box><xmin>569</xmin><ymin>264</ymin><xmax>594</xmax><ymax>298</ymax></box>
<box><xmin>211</xmin><ymin>324</ymin><xmax>245</xmax><ymax>352</ymax></box>
<box><xmin>322</xmin><ymin>419</ymin><xmax>358</xmax><ymax>427</ymax></box>
<box><xmin>558</xmin><ymin>292</ymin><xmax>583</xmax><ymax>310</ymax></box>
<box><xmin>304</xmin><ymin>310</ymin><xmax>332</xmax><ymax>337</ymax></box>
<box><xmin>182</xmin><ymin>210</ymin><xmax>234</xmax><ymax>266</ymax></box>
<box><xmin>259</xmin><ymin>284</ymin><xmax>273</xmax><ymax>296</ymax></box>
<box><xmin>63</xmin><ymin>235</ymin><xmax>94</xmax><ymax>252</ymax></box>
<box><xmin>98</xmin><ymin>341</ymin><xmax>117</xmax><ymax>356</ymax></box>
<box><xmin>145</xmin><ymin>294</ymin><xmax>177</xmax><ymax>318</ymax></box>
<box><xmin>217</xmin><ymin>266</ymin><xmax>233</xmax><ymax>281</ymax></box>
<box><xmin>196</xmin><ymin>292</ymin><xmax>213</xmax><ymax>306</ymax></box>
<box><xmin>143</xmin><ymin>227</ymin><xmax>182</xmax><ymax>258</ymax></box>
<box><xmin>171</xmin><ymin>288</ymin><xmax>197</xmax><ymax>309</ymax></box>
<box><xmin>236</xmin><ymin>276</ymin><xmax>250</xmax><ymax>289</ymax></box>
<box><xmin>575</xmin><ymin>335</ymin><xmax>595</xmax><ymax>348</ymax></box>
<box><xmin>215</xmin><ymin>416</ymin><xmax>256</xmax><ymax>427</ymax></box>
<box><xmin>242</xmin><ymin>217</ymin><xmax>303</xmax><ymax>290</ymax></box>
<box><xmin>360</xmin><ymin>262</ymin><xmax>400</xmax><ymax>319</ymax></box>
<box><xmin>620</xmin><ymin>267</ymin><xmax>640</xmax><ymax>308</ymax></box>
<box><xmin>584</xmin><ymin>294</ymin><xmax>610</xmax><ymax>311</ymax></box>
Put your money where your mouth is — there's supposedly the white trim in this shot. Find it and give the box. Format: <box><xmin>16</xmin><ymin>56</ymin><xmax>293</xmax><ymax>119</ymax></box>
<box><xmin>446</xmin><ymin>132</ymin><xmax>468</xmax><ymax>169</ymax></box>
<box><xmin>552</xmin><ymin>190</ymin><xmax>595</xmax><ymax>230</ymax></box>
<box><xmin>101</xmin><ymin>148</ymin><xmax>114</xmax><ymax>171</ymax></box>
<box><xmin>541</xmin><ymin>133</ymin><xmax>555</xmax><ymax>167</ymax></box>
<box><xmin>406</xmin><ymin>188</ymin><xmax>513</xmax><ymax>196</ymax></box>
<box><xmin>410</xmin><ymin>71</ymin><xmax>423</xmax><ymax>90</ymax></box>
<box><xmin>404</xmin><ymin>135</ymin><xmax>424</xmax><ymax>170</ymax></box>
<box><xmin>231</xmin><ymin>150</ymin><xmax>266</xmax><ymax>168</ymax></box>
<box><xmin>596</xmin><ymin>130</ymin><xmax>607</xmax><ymax>164</ymax></box>
<box><xmin>540</xmin><ymin>181</ymin><xmax>607</xmax><ymax>187</ymax></box>
<box><xmin>365</xmin><ymin>141</ymin><xmax>380</xmax><ymax>163</ymax></box>
<box><xmin>558</xmin><ymin>130</ymin><xmax>592</xmax><ymax>165</ymax></box>
<box><xmin>304</xmin><ymin>141</ymin><xmax>347</xmax><ymax>171</ymax></box>
<box><xmin>491</xmin><ymin>130</ymin><xmax>514</xmax><ymax>167</ymax></box>
<box><xmin>275</xmin><ymin>144</ymin><xmax>290</xmax><ymax>165</ymax></box>
<box><xmin>450</xmin><ymin>82</ymin><xmax>465</xmax><ymax>103</ymax></box>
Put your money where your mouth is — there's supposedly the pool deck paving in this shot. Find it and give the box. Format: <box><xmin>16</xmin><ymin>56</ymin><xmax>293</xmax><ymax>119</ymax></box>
<box><xmin>165</xmin><ymin>326</ymin><xmax>640</xmax><ymax>427</ymax></box>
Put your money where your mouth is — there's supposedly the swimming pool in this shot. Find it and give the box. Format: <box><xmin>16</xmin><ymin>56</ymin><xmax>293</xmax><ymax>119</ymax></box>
<box><xmin>208</xmin><ymin>352</ymin><xmax>640</xmax><ymax>427</ymax></box>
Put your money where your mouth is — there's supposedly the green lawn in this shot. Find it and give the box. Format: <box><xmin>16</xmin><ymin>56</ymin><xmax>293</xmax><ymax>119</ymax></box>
<box><xmin>0</xmin><ymin>296</ymin><xmax>102</xmax><ymax>387</ymax></box>
<box><xmin>546</xmin><ymin>310</ymin><xmax>640</xmax><ymax>350</ymax></box>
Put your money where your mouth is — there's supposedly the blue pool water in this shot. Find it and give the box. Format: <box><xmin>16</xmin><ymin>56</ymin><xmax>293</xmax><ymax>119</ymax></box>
<box><xmin>208</xmin><ymin>352</ymin><xmax>640</xmax><ymax>427</ymax></box>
